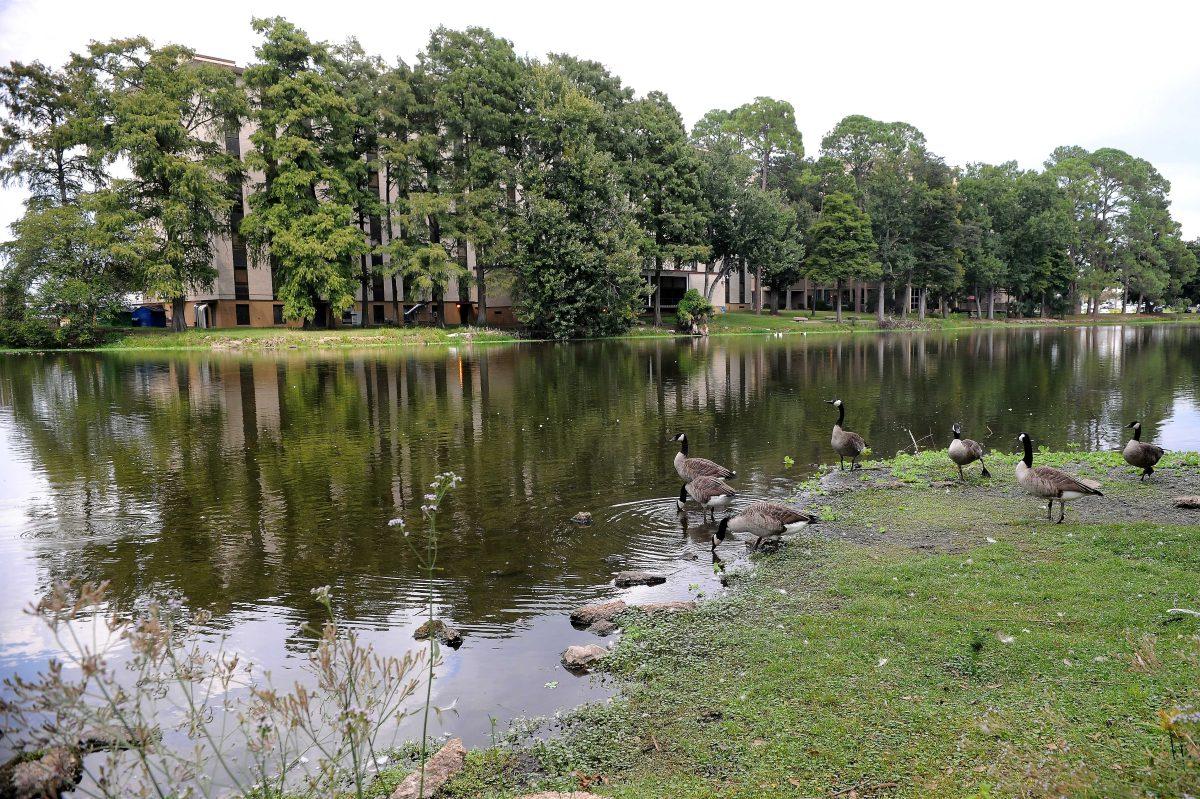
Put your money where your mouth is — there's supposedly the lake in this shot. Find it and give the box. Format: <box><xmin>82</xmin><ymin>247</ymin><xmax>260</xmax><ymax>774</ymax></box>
<box><xmin>2</xmin><ymin>323</ymin><xmax>1199</xmax><ymax>749</ymax></box>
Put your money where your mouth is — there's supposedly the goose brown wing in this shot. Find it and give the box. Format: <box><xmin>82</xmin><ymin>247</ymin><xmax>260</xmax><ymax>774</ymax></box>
<box><xmin>747</xmin><ymin>501</ymin><xmax>817</xmax><ymax>526</ymax></box>
<box><xmin>689</xmin><ymin>476</ymin><xmax>737</xmax><ymax>502</ymax></box>
<box><xmin>845</xmin><ymin>431</ymin><xmax>866</xmax><ymax>454</ymax></box>
<box><xmin>962</xmin><ymin>438</ymin><xmax>985</xmax><ymax>459</ymax></box>
<box><xmin>684</xmin><ymin>456</ymin><xmax>735</xmax><ymax>479</ymax></box>
<box><xmin>1030</xmin><ymin>466</ymin><xmax>1103</xmax><ymax>496</ymax></box>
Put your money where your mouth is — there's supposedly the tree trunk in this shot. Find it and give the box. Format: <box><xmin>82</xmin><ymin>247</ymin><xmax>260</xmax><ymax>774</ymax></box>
<box><xmin>876</xmin><ymin>279</ymin><xmax>886</xmax><ymax>324</ymax></box>
<box><xmin>918</xmin><ymin>287</ymin><xmax>927</xmax><ymax>320</ymax></box>
<box><xmin>784</xmin><ymin>284</ymin><xmax>792</xmax><ymax>311</ymax></box>
<box><xmin>1040</xmin><ymin>291</ymin><xmax>1048</xmax><ymax>318</ymax></box>
<box><xmin>835</xmin><ymin>278</ymin><xmax>844</xmax><ymax>323</ymax></box>
<box><xmin>754</xmin><ymin>263</ymin><xmax>762</xmax><ymax>314</ymax></box>
<box><xmin>359</xmin><ymin>249</ymin><xmax>370</xmax><ymax>327</ymax></box>
<box><xmin>941</xmin><ymin>296</ymin><xmax>948</xmax><ymax>319</ymax></box>
<box><xmin>903</xmin><ymin>282</ymin><xmax>912</xmax><ymax>318</ymax></box>
<box><xmin>171</xmin><ymin>297</ymin><xmax>187</xmax><ymax>332</ymax></box>
<box><xmin>1121</xmin><ymin>281</ymin><xmax>1128</xmax><ymax>314</ymax></box>
<box><xmin>653</xmin><ymin>257</ymin><xmax>663</xmax><ymax>326</ymax></box>
<box><xmin>1137</xmin><ymin>292</ymin><xmax>1144</xmax><ymax>314</ymax></box>
<box><xmin>391</xmin><ymin>274</ymin><xmax>401</xmax><ymax>326</ymax></box>
<box><xmin>474</xmin><ymin>244</ymin><xmax>487</xmax><ymax>326</ymax></box>
<box><xmin>987</xmin><ymin>286</ymin><xmax>995</xmax><ymax>320</ymax></box>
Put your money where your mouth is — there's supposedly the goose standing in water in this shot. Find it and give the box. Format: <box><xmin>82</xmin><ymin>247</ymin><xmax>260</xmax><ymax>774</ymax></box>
<box><xmin>825</xmin><ymin>399</ymin><xmax>866</xmax><ymax>470</ymax></box>
<box><xmin>947</xmin><ymin>423</ymin><xmax>991</xmax><ymax>481</ymax></box>
<box><xmin>677</xmin><ymin>477</ymin><xmax>737</xmax><ymax>521</ymax></box>
<box><xmin>712</xmin><ymin>502</ymin><xmax>819</xmax><ymax>551</ymax></box>
<box><xmin>670</xmin><ymin>432</ymin><xmax>736</xmax><ymax>482</ymax></box>
<box><xmin>1122</xmin><ymin>421</ymin><xmax>1164</xmax><ymax>481</ymax></box>
<box><xmin>1015</xmin><ymin>432</ymin><xmax>1103</xmax><ymax>523</ymax></box>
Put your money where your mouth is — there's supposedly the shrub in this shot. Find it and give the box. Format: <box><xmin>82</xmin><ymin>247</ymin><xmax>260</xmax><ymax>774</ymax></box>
<box><xmin>675</xmin><ymin>289</ymin><xmax>714</xmax><ymax>331</ymax></box>
<box><xmin>0</xmin><ymin>318</ymin><xmax>57</xmax><ymax>349</ymax></box>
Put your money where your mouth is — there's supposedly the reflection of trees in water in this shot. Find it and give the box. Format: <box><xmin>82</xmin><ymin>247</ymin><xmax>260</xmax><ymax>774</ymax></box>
<box><xmin>2</xmin><ymin>326</ymin><xmax>1197</xmax><ymax>635</ymax></box>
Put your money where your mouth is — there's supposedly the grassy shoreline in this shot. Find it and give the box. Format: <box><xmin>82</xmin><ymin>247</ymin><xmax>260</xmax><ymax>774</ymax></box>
<box><xmin>2</xmin><ymin>310</ymin><xmax>1198</xmax><ymax>354</ymax></box>
<box><xmin>405</xmin><ymin>448</ymin><xmax>1200</xmax><ymax>798</ymax></box>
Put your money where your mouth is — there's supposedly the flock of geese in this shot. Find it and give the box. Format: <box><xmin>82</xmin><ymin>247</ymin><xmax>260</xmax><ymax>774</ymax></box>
<box><xmin>671</xmin><ymin>400</ymin><xmax>1167</xmax><ymax>550</ymax></box>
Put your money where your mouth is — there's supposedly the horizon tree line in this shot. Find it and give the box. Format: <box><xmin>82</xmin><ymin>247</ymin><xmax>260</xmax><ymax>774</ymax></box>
<box><xmin>1</xmin><ymin>17</ymin><xmax>1197</xmax><ymax>339</ymax></box>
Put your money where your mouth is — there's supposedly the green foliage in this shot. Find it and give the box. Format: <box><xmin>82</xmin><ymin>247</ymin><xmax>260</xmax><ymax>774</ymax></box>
<box><xmin>674</xmin><ymin>288</ymin><xmax>713</xmax><ymax>330</ymax></box>
<box><xmin>807</xmin><ymin>192</ymin><xmax>880</xmax><ymax>319</ymax></box>
<box><xmin>242</xmin><ymin>17</ymin><xmax>365</xmax><ymax>325</ymax></box>
<box><xmin>81</xmin><ymin>38</ymin><xmax>245</xmax><ymax>329</ymax></box>
<box><xmin>512</xmin><ymin>137</ymin><xmax>645</xmax><ymax>339</ymax></box>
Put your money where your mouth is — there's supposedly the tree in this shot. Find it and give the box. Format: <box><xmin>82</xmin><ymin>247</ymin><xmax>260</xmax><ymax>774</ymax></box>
<box><xmin>627</xmin><ymin>91</ymin><xmax>709</xmax><ymax>325</ymax></box>
<box><xmin>697</xmin><ymin>98</ymin><xmax>803</xmax><ymax>313</ymax></box>
<box><xmin>511</xmin><ymin>70</ymin><xmax>644</xmax><ymax>338</ymax></box>
<box><xmin>820</xmin><ymin>116</ymin><xmax>927</xmax><ymax>321</ymax></box>
<box><xmin>242</xmin><ymin>17</ymin><xmax>365</xmax><ymax>327</ymax></box>
<box><xmin>691</xmin><ymin>117</ymin><xmax>754</xmax><ymax>303</ymax></box>
<box><xmin>806</xmin><ymin>192</ymin><xmax>879</xmax><ymax>322</ymax></box>
<box><xmin>417</xmin><ymin>27</ymin><xmax>525</xmax><ymax>325</ymax></box>
<box><xmin>736</xmin><ymin>187</ymin><xmax>803</xmax><ymax>314</ymax></box>
<box><xmin>83</xmin><ymin>38</ymin><xmax>245</xmax><ymax>331</ymax></box>
<box><xmin>329</xmin><ymin>40</ymin><xmax>387</xmax><ymax>327</ymax></box>
<box><xmin>0</xmin><ymin>59</ymin><xmax>106</xmax><ymax>206</ymax></box>
<box><xmin>1047</xmin><ymin>146</ymin><xmax>1170</xmax><ymax>315</ymax></box>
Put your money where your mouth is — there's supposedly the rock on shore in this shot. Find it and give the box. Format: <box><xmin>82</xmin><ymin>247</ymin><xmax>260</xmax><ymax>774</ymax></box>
<box><xmin>389</xmin><ymin>737</ymin><xmax>466</xmax><ymax>799</ymax></box>
<box><xmin>561</xmin><ymin>644</ymin><xmax>607</xmax><ymax>671</ymax></box>
<box><xmin>570</xmin><ymin>599</ymin><xmax>626</xmax><ymax>627</ymax></box>
<box><xmin>413</xmin><ymin>619</ymin><xmax>464</xmax><ymax>648</ymax></box>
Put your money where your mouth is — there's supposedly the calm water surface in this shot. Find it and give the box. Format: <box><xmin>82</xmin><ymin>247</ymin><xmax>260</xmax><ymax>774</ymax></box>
<box><xmin>2</xmin><ymin>324</ymin><xmax>1199</xmax><ymax>748</ymax></box>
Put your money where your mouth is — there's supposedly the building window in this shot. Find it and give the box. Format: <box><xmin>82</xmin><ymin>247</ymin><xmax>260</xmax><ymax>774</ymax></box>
<box><xmin>236</xmin><ymin>304</ymin><xmax>250</xmax><ymax>326</ymax></box>
<box><xmin>273</xmin><ymin>304</ymin><xmax>284</xmax><ymax>325</ymax></box>
<box><xmin>373</xmin><ymin>304</ymin><xmax>385</xmax><ymax>324</ymax></box>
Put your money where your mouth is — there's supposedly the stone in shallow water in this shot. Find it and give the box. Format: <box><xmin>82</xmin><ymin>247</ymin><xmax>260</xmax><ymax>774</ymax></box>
<box><xmin>4</xmin><ymin>746</ymin><xmax>83</xmax><ymax>798</ymax></box>
<box><xmin>413</xmin><ymin>619</ymin><xmax>463</xmax><ymax>648</ymax></box>
<box><xmin>586</xmin><ymin>619</ymin><xmax>618</xmax><ymax>636</ymax></box>
<box><xmin>570</xmin><ymin>511</ymin><xmax>593</xmax><ymax>525</ymax></box>
<box><xmin>570</xmin><ymin>599</ymin><xmax>626</xmax><ymax>627</ymax></box>
<box><xmin>561</xmin><ymin>644</ymin><xmax>607</xmax><ymax>671</ymax></box>
<box><xmin>614</xmin><ymin>571</ymin><xmax>666</xmax><ymax>587</ymax></box>
<box><xmin>389</xmin><ymin>737</ymin><xmax>466</xmax><ymax>799</ymax></box>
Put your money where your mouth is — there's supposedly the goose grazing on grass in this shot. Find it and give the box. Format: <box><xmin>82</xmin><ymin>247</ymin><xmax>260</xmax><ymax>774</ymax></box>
<box><xmin>948</xmin><ymin>423</ymin><xmax>991</xmax><ymax>481</ymax></box>
<box><xmin>825</xmin><ymin>399</ymin><xmax>866</xmax><ymax>470</ymax></box>
<box><xmin>1122</xmin><ymin>421</ymin><xmax>1164</xmax><ymax>481</ymax></box>
<box><xmin>670</xmin><ymin>432</ymin><xmax>736</xmax><ymax>482</ymax></box>
<box><xmin>677</xmin><ymin>477</ymin><xmax>737</xmax><ymax>521</ymax></box>
<box><xmin>712</xmin><ymin>502</ymin><xmax>819</xmax><ymax>552</ymax></box>
<box><xmin>1015</xmin><ymin>432</ymin><xmax>1103</xmax><ymax>523</ymax></box>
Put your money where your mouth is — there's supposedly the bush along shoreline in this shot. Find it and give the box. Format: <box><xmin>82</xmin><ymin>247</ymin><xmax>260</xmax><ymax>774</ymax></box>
<box><xmin>401</xmin><ymin>447</ymin><xmax>1200</xmax><ymax>798</ymax></box>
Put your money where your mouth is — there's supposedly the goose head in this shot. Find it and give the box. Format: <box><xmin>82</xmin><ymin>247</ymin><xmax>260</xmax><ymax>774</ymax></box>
<box><xmin>951</xmin><ymin>423</ymin><xmax>963</xmax><ymax>439</ymax></box>
<box><xmin>824</xmin><ymin>399</ymin><xmax>843</xmax><ymax>407</ymax></box>
<box><xmin>1125</xmin><ymin>421</ymin><xmax>1141</xmax><ymax>430</ymax></box>
<box><xmin>711</xmin><ymin>517</ymin><xmax>730</xmax><ymax>550</ymax></box>
<box><xmin>668</xmin><ymin>432</ymin><xmax>687</xmax><ymax>444</ymax></box>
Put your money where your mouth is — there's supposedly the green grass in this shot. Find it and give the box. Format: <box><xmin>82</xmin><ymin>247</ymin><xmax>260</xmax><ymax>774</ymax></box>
<box><xmin>92</xmin><ymin>324</ymin><xmax>517</xmax><ymax>352</ymax></box>
<box><xmin>419</xmin><ymin>450</ymin><xmax>1200</xmax><ymax>798</ymax></box>
<box><xmin>627</xmin><ymin>309</ymin><xmax>1200</xmax><ymax>339</ymax></box>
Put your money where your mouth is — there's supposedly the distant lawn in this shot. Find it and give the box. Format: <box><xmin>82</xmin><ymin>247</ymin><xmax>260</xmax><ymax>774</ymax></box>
<box><xmin>629</xmin><ymin>309</ymin><xmax>1200</xmax><ymax>338</ymax></box>
<box><xmin>97</xmin><ymin>324</ymin><xmax>517</xmax><ymax>352</ymax></box>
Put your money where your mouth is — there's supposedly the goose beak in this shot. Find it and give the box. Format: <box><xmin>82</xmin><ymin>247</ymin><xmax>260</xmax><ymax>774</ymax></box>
<box><xmin>823</xmin><ymin>399</ymin><xmax>835</xmax><ymax>405</ymax></box>
<box><xmin>1125</xmin><ymin>421</ymin><xmax>1137</xmax><ymax>429</ymax></box>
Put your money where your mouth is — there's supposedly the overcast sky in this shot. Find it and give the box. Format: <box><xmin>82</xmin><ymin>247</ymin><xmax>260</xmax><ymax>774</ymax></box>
<box><xmin>2</xmin><ymin>0</ymin><xmax>1199</xmax><ymax>239</ymax></box>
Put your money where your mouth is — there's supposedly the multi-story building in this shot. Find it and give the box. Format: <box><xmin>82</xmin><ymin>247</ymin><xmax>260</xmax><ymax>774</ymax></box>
<box><xmin>158</xmin><ymin>56</ymin><xmax>987</xmax><ymax>329</ymax></box>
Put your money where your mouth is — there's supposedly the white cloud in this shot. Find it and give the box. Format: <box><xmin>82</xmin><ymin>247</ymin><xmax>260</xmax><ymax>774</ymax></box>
<box><xmin>1</xmin><ymin>0</ymin><xmax>1199</xmax><ymax>236</ymax></box>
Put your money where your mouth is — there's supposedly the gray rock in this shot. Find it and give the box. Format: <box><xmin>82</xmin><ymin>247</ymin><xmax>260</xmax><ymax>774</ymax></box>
<box><xmin>2</xmin><ymin>746</ymin><xmax>82</xmax><ymax>799</ymax></box>
<box><xmin>561</xmin><ymin>644</ymin><xmax>607</xmax><ymax>671</ymax></box>
<box><xmin>678</xmin><ymin>551</ymin><xmax>699</xmax><ymax>561</ymax></box>
<box><xmin>586</xmin><ymin>619</ymin><xmax>618</xmax><ymax>636</ymax></box>
<box><xmin>570</xmin><ymin>599</ymin><xmax>626</xmax><ymax>627</ymax></box>
<box><xmin>413</xmin><ymin>619</ymin><xmax>463</xmax><ymax>648</ymax></box>
<box><xmin>1173</xmin><ymin>495</ymin><xmax>1200</xmax><ymax>509</ymax></box>
<box><xmin>389</xmin><ymin>738</ymin><xmax>466</xmax><ymax>799</ymax></box>
<box><xmin>570</xmin><ymin>511</ymin><xmax>593</xmax><ymax>525</ymax></box>
<box><xmin>603</xmin><ymin>554</ymin><xmax>624</xmax><ymax>565</ymax></box>
<box><xmin>635</xmin><ymin>600</ymin><xmax>696</xmax><ymax>614</ymax></box>
<box><xmin>614</xmin><ymin>571</ymin><xmax>666</xmax><ymax>587</ymax></box>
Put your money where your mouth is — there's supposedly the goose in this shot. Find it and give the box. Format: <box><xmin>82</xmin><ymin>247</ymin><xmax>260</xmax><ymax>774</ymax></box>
<box><xmin>712</xmin><ymin>501</ymin><xmax>819</xmax><ymax>551</ymax></box>
<box><xmin>669</xmin><ymin>432</ymin><xmax>736</xmax><ymax>482</ymax></box>
<box><xmin>677</xmin><ymin>477</ymin><xmax>737</xmax><ymax>521</ymax></box>
<box><xmin>1122</xmin><ymin>421</ymin><xmax>1164</xmax><ymax>481</ymax></box>
<box><xmin>1015</xmin><ymin>432</ymin><xmax>1102</xmax><ymax>523</ymax></box>
<box><xmin>947</xmin><ymin>423</ymin><xmax>991</xmax><ymax>481</ymax></box>
<box><xmin>825</xmin><ymin>399</ymin><xmax>866</xmax><ymax>470</ymax></box>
